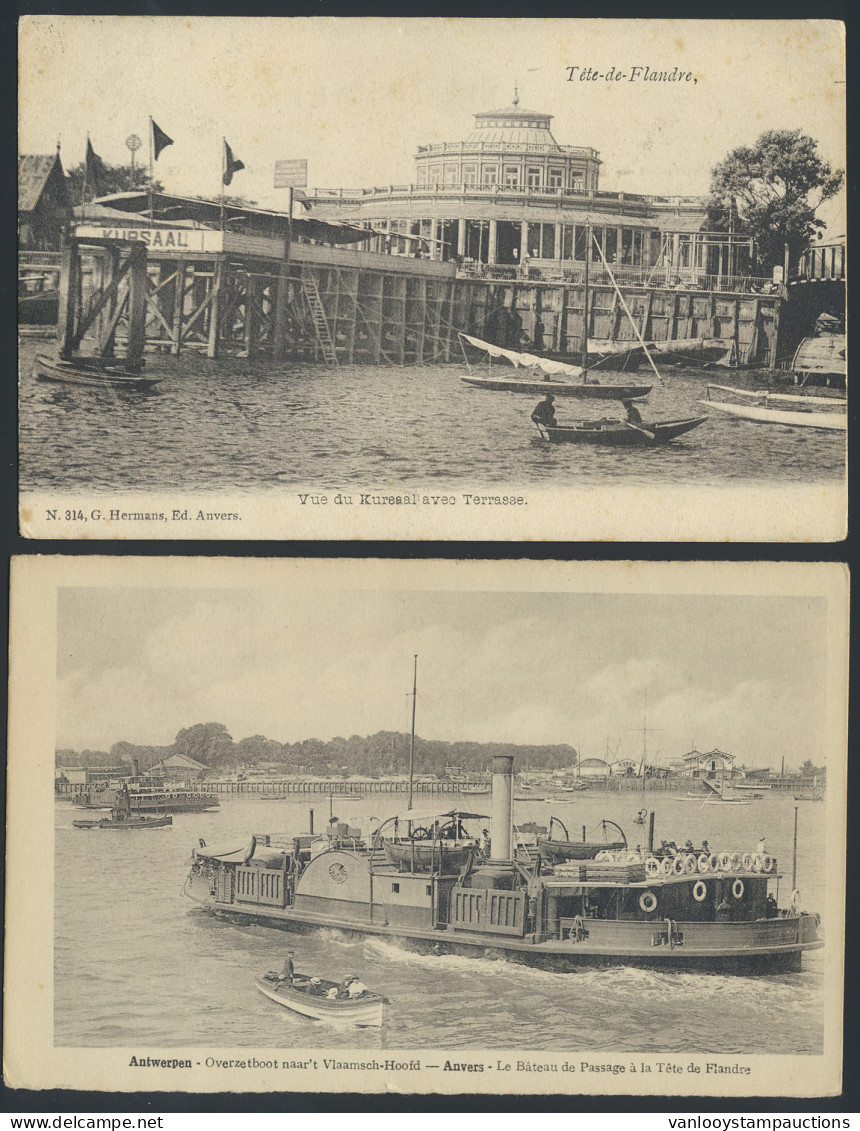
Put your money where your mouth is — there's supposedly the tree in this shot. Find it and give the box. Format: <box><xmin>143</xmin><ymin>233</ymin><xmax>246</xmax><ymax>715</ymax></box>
<box><xmin>66</xmin><ymin>160</ymin><xmax>164</xmax><ymax>204</ymax></box>
<box><xmin>707</xmin><ymin>130</ymin><xmax>843</xmax><ymax>272</ymax></box>
<box><xmin>174</xmin><ymin>723</ymin><xmax>234</xmax><ymax>769</ymax></box>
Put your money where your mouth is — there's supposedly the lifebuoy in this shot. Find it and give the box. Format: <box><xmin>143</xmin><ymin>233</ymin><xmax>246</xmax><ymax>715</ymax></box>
<box><xmin>645</xmin><ymin>857</ymin><xmax>661</xmax><ymax>876</ymax></box>
<box><xmin>684</xmin><ymin>854</ymin><xmax>697</xmax><ymax>875</ymax></box>
<box><xmin>595</xmin><ymin>850</ymin><xmax>610</xmax><ymax>862</ymax></box>
<box><xmin>752</xmin><ymin>854</ymin><xmax>764</xmax><ymax>872</ymax></box>
<box><xmin>791</xmin><ymin>888</ymin><xmax>801</xmax><ymax>909</ymax></box>
<box><xmin>661</xmin><ymin>857</ymin><xmax>673</xmax><ymax>875</ymax></box>
<box><xmin>762</xmin><ymin>854</ymin><xmax>775</xmax><ymax>873</ymax></box>
<box><xmin>708</xmin><ymin>853</ymin><xmax>720</xmax><ymax>873</ymax></box>
<box><xmin>719</xmin><ymin>852</ymin><xmax>732</xmax><ymax>872</ymax></box>
<box><xmin>730</xmin><ymin>852</ymin><xmax>742</xmax><ymax>871</ymax></box>
<box><xmin>697</xmin><ymin>854</ymin><xmax>710</xmax><ymax>874</ymax></box>
<box><xmin>742</xmin><ymin>853</ymin><xmax>753</xmax><ymax>871</ymax></box>
<box><xmin>639</xmin><ymin>891</ymin><xmax>658</xmax><ymax>913</ymax></box>
<box><xmin>732</xmin><ymin>878</ymin><xmax>745</xmax><ymax>899</ymax></box>
<box><xmin>672</xmin><ymin>856</ymin><xmax>686</xmax><ymax>875</ymax></box>
<box><xmin>693</xmin><ymin>880</ymin><xmax>707</xmax><ymax>902</ymax></box>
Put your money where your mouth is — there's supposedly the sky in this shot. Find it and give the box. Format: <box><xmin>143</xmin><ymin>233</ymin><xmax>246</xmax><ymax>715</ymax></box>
<box><xmin>56</xmin><ymin>586</ymin><xmax>830</xmax><ymax>771</ymax></box>
<box><xmin>19</xmin><ymin>17</ymin><xmax>845</xmax><ymax>225</ymax></box>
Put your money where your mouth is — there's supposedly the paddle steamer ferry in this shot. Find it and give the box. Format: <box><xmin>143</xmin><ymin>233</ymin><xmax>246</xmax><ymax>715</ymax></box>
<box><xmin>182</xmin><ymin>756</ymin><xmax>821</xmax><ymax>974</ymax></box>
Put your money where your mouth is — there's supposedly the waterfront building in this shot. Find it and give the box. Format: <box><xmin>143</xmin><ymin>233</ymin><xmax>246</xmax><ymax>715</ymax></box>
<box><xmin>18</xmin><ymin>150</ymin><xmax>71</xmax><ymax>250</ymax></box>
<box><xmin>307</xmin><ymin>90</ymin><xmax>753</xmax><ymax>285</ymax></box>
<box><xmin>682</xmin><ymin>748</ymin><xmax>736</xmax><ymax>780</ymax></box>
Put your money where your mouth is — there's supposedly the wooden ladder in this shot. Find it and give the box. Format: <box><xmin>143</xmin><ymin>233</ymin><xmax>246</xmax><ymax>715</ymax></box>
<box><xmin>301</xmin><ymin>272</ymin><xmax>338</xmax><ymax>366</ymax></box>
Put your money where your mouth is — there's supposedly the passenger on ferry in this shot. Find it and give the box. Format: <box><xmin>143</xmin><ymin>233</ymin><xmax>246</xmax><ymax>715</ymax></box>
<box><xmin>765</xmin><ymin>894</ymin><xmax>778</xmax><ymax>919</ymax></box>
<box><xmin>716</xmin><ymin>899</ymin><xmax>731</xmax><ymax>921</ymax></box>
<box><xmin>308</xmin><ymin>977</ymin><xmax>323</xmax><ymax>995</ymax></box>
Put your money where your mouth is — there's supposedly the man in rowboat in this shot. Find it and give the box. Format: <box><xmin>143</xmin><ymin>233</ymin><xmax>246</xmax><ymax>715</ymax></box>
<box><xmin>622</xmin><ymin>399</ymin><xmax>643</xmax><ymax>426</ymax></box>
<box><xmin>531</xmin><ymin>394</ymin><xmax>556</xmax><ymax>428</ymax></box>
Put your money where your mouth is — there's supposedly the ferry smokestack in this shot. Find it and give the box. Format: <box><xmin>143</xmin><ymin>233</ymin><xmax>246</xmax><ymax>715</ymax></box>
<box><xmin>490</xmin><ymin>755</ymin><xmax>514</xmax><ymax>861</ymax></box>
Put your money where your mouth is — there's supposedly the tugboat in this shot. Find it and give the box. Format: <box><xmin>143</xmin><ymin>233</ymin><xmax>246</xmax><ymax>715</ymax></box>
<box><xmin>183</xmin><ymin>757</ymin><xmax>822</xmax><ymax>974</ymax></box>
<box><xmin>72</xmin><ymin>786</ymin><xmax>173</xmax><ymax>830</ymax></box>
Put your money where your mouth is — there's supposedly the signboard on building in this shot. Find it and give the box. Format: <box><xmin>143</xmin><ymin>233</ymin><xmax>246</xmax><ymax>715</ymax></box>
<box><xmin>74</xmin><ymin>226</ymin><xmax>224</xmax><ymax>254</ymax></box>
<box><xmin>274</xmin><ymin>159</ymin><xmax>308</xmax><ymax>189</ymax></box>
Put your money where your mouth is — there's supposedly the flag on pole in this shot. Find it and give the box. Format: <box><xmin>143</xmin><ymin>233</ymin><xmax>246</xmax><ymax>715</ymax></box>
<box><xmin>151</xmin><ymin>119</ymin><xmax>174</xmax><ymax>161</ymax></box>
<box><xmin>222</xmin><ymin>140</ymin><xmax>245</xmax><ymax>186</ymax></box>
<box><xmin>85</xmin><ymin>137</ymin><xmax>105</xmax><ymax>196</ymax></box>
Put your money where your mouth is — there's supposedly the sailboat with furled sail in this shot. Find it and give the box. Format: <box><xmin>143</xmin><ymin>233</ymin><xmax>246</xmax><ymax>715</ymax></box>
<box><xmin>459</xmin><ymin>333</ymin><xmax>653</xmax><ymax>400</ymax></box>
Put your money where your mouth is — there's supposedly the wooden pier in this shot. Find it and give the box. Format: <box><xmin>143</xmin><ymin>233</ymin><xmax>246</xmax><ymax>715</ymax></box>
<box><xmin>46</xmin><ymin>228</ymin><xmax>784</xmax><ymax>369</ymax></box>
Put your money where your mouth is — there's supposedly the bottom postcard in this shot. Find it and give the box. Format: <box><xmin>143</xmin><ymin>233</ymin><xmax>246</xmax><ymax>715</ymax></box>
<box><xmin>5</xmin><ymin>557</ymin><xmax>846</xmax><ymax>1096</ymax></box>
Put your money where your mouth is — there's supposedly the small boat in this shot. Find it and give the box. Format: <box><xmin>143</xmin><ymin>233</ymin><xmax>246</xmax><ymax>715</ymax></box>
<box><xmin>255</xmin><ymin>972</ymin><xmax>385</xmax><ymax>1028</ymax></box>
<box><xmin>72</xmin><ymin>813</ymin><xmax>173</xmax><ymax>830</ymax></box>
<box><xmin>537</xmin><ymin>817</ymin><xmax>626</xmax><ymax>862</ymax></box>
<box><xmin>700</xmin><ymin>385</ymin><xmax>846</xmax><ymax>430</ymax></box>
<box><xmin>790</xmin><ymin>313</ymin><xmax>845</xmax><ymax>386</ymax></box>
<box><xmin>384</xmin><ymin>839</ymin><xmax>477</xmax><ymax>873</ymax></box>
<box><xmin>458</xmin><ymin>335</ymin><xmax>652</xmax><ymax>400</ymax></box>
<box><xmin>33</xmin><ymin>355</ymin><xmax>161</xmax><ymax>390</ymax></box>
<box><xmin>588</xmin><ymin>336</ymin><xmax>733</xmax><ymax>364</ymax></box>
<box><xmin>536</xmin><ymin>415</ymin><xmax>707</xmax><ymax>446</ymax></box>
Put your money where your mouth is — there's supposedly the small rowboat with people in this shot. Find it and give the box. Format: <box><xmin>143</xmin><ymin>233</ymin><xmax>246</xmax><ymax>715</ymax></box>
<box><xmin>33</xmin><ymin>354</ymin><xmax>161</xmax><ymax>390</ymax></box>
<box><xmin>534</xmin><ymin>414</ymin><xmax>707</xmax><ymax>447</ymax></box>
<box><xmin>700</xmin><ymin>385</ymin><xmax>846</xmax><ymax>431</ymax></box>
<box><xmin>255</xmin><ymin>971</ymin><xmax>385</xmax><ymax>1027</ymax></box>
<box><xmin>458</xmin><ymin>334</ymin><xmax>652</xmax><ymax>400</ymax></box>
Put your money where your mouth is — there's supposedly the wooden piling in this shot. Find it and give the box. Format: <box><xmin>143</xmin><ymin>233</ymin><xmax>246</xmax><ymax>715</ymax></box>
<box><xmin>126</xmin><ymin>243</ymin><xmax>148</xmax><ymax>368</ymax></box>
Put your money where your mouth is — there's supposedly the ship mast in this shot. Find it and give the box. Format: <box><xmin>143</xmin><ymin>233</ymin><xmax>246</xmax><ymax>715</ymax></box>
<box><xmin>408</xmin><ymin>654</ymin><xmax>417</xmax><ymax>811</ymax></box>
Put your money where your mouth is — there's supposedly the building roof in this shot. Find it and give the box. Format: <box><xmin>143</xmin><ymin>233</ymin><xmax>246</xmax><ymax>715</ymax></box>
<box><xmin>158</xmin><ymin>752</ymin><xmax>210</xmax><ymax>771</ymax></box>
<box><xmin>683</xmin><ymin>747</ymin><xmax>735</xmax><ymax>763</ymax></box>
<box><xmin>465</xmin><ymin>92</ymin><xmax>562</xmax><ymax>148</ymax></box>
<box><xmin>19</xmin><ymin>152</ymin><xmax>67</xmax><ymax>213</ymax></box>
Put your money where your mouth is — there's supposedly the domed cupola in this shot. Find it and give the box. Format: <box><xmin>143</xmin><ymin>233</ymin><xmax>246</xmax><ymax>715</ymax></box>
<box><xmin>464</xmin><ymin>87</ymin><xmax>562</xmax><ymax>149</ymax></box>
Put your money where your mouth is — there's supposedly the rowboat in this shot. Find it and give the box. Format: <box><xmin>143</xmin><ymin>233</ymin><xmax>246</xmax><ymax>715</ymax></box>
<box><xmin>384</xmin><ymin>839</ymin><xmax>477</xmax><ymax>873</ymax></box>
<box><xmin>536</xmin><ymin>415</ymin><xmax>707</xmax><ymax>446</ymax></box>
<box><xmin>459</xmin><ymin>334</ymin><xmax>652</xmax><ymax>400</ymax></box>
<box><xmin>255</xmin><ymin>972</ymin><xmax>385</xmax><ymax>1027</ymax></box>
<box><xmin>589</xmin><ymin>336</ymin><xmax>733</xmax><ymax>364</ymax></box>
<box><xmin>537</xmin><ymin>816</ymin><xmax>626</xmax><ymax>862</ymax></box>
<box><xmin>33</xmin><ymin>355</ymin><xmax>161</xmax><ymax>390</ymax></box>
<box><xmin>700</xmin><ymin>385</ymin><xmax>846</xmax><ymax>431</ymax></box>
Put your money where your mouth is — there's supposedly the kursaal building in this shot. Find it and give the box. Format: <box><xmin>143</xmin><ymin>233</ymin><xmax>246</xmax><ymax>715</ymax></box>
<box><xmin>308</xmin><ymin>90</ymin><xmax>751</xmax><ymax>279</ymax></box>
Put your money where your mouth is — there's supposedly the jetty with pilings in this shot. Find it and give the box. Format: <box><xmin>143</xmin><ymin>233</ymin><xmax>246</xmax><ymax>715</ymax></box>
<box><xmin>42</xmin><ymin>188</ymin><xmax>786</xmax><ymax>372</ymax></box>
<box><xmin>49</xmin><ymin>229</ymin><xmax>784</xmax><ymax>371</ymax></box>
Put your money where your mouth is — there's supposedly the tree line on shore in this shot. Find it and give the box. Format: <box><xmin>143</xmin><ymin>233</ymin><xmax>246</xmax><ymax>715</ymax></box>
<box><xmin>55</xmin><ymin>722</ymin><xmax>581</xmax><ymax>778</ymax></box>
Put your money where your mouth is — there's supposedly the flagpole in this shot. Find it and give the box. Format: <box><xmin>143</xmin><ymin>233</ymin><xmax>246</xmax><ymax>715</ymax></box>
<box><xmin>148</xmin><ymin>117</ymin><xmax>154</xmax><ymax>221</ymax></box>
<box><xmin>220</xmin><ymin>138</ymin><xmax>226</xmax><ymax>234</ymax></box>
<box><xmin>81</xmin><ymin>134</ymin><xmax>88</xmax><ymax>208</ymax></box>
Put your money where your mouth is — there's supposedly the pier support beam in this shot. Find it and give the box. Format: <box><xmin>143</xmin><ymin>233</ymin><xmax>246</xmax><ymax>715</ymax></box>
<box><xmin>56</xmin><ymin>240</ymin><xmax>80</xmax><ymax>360</ymax></box>
<box><xmin>126</xmin><ymin>243</ymin><xmax>148</xmax><ymax>369</ymax></box>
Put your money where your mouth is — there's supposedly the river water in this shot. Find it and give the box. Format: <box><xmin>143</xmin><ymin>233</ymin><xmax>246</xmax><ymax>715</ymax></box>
<box><xmin>54</xmin><ymin>791</ymin><xmax>825</xmax><ymax>1054</ymax></box>
<box><xmin>21</xmin><ymin>341</ymin><xmax>844</xmax><ymax>492</ymax></box>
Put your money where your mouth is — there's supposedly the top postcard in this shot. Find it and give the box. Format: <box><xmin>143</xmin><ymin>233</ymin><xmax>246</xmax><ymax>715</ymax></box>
<box><xmin>18</xmin><ymin>17</ymin><xmax>846</xmax><ymax>542</ymax></box>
